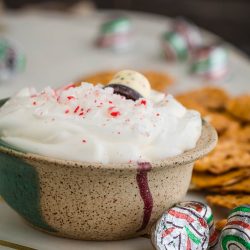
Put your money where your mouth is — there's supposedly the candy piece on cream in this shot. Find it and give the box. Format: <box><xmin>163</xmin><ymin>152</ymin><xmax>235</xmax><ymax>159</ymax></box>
<box><xmin>105</xmin><ymin>84</ymin><xmax>142</xmax><ymax>101</ymax></box>
<box><xmin>108</xmin><ymin>70</ymin><xmax>151</xmax><ymax>98</ymax></box>
<box><xmin>0</xmin><ymin>83</ymin><xmax>202</xmax><ymax>164</ymax></box>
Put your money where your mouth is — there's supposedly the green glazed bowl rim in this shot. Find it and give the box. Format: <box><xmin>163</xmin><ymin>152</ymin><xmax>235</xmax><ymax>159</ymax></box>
<box><xmin>0</xmin><ymin>98</ymin><xmax>217</xmax><ymax>171</ymax></box>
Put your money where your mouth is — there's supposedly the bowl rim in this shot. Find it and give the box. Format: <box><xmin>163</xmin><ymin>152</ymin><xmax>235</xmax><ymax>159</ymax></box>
<box><xmin>0</xmin><ymin>98</ymin><xmax>217</xmax><ymax>171</ymax></box>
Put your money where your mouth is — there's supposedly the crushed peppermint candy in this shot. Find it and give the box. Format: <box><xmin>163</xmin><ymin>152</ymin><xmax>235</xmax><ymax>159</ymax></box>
<box><xmin>67</xmin><ymin>96</ymin><xmax>75</xmax><ymax>100</ymax></box>
<box><xmin>0</xmin><ymin>83</ymin><xmax>202</xmax><ymax>163</ymax></box>
<box><xmin>110</xmin><ymin>111</ymin><xmax>121</xmax><ymax>117</ymax></box>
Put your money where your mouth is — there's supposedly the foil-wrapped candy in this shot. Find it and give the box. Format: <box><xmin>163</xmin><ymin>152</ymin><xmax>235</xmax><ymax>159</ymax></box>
<box><xmin>0</xmin><ymin>37</ymin><xmax>26</xmax><ymax>81</ymax></box>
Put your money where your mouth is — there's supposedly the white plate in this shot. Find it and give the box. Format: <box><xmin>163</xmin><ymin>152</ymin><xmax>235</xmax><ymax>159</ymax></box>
<box><xmin>0</xmin><ymin>10</ymin><xmax>249</xmax><ymax>250</ymax></box>
<box><xmin>0</xmin><ymin>9</ymin><xmax>250</xmax><ymax>98</ymax></box>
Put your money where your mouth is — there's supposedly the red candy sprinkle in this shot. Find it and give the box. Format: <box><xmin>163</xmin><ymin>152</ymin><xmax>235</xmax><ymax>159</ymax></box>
<box><xmin>67</xmin><ymin>96</ymin><xmax>75</xmax><ymax>100</ymax></box>
<box><xmin>140</xmin><ymin>100</ymin><xmax>147</xmax><ymax>106</ymax></box>
<box><xmin>110</xmin><ymin>111</ymin><xmax>121</xmax><ymax>117</ymax></box>
<box><xmin>65</xmin><ymin>109</ymin><xmax>69</xmax><ymax>114</ymax></box>
<box><xmin>74</xmin><ymin>106</ymin><xmax>80</xmax><ymax>113</ymax></box>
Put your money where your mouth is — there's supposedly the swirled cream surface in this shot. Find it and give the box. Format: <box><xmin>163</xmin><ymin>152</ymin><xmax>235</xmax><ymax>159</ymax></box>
<box><xmin>0</xmin><ymin>83</ymin><xmax>202</xmax><ymax>163</ymax></box>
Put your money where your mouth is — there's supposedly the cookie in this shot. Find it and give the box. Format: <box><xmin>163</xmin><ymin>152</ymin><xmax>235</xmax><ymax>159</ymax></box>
<box><xmin>76</xmin><ymin>70</ymin><xmax>116</xmax><ymax>85</ymax></box>
<box><xmin>176</xmin><ymin>95</ymin><xmax>209</xmax><ymax>116</ymax></box>
<box><xmin>222</xmin><ymin>125</ymin><xmax>250</xmax><ymax>144</ymax></box>
<box><xmin>194</xmin><ymin>141</ymin><xmax>250</xmax><ymax>174</ymax></box>
<box><xmin>226</xmin><ymin>95</ymin><xmax>250</xmax><ymax>122</ymax></box>
<box><xmin>76</xmin><ymin>70</ymin><xmax>173</xmax><ymax>92</ymax></box>
<box><xmin>191</xmin><ymin>169</ymin><xmax>250</xmax><ymax>190</ymax></box>
<box><xmin>211</xmin><ymin>177</ymin><xmax>250</xmax><ymax>193</ymax></box>
<box><xmin>204</xmin><ymin>112</ymin><xmax>239</xmax><ymax>136</ymax></box>
<box><xmin>206</xmin><ymin>194</ymin><xmax>250</xmax><ymax>209</ymax></box>
<box><xmin>142</xmin><ymin>70</ymin><xmax>173</xmax><ymax>92</ymax></box>
<box><xmin>176</xmin><ymin>87</ymin><xmax>230</xmax><ymax>111</ymax></box>
<box><xmin>215</xmin><ymin>219</ymin><xmax>227</xmax><ymax>231</ymax></box>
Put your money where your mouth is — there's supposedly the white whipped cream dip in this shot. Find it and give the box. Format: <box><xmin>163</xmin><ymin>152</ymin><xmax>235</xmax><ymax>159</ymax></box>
<box><xmin>0</xmin><ymin>83</ymin><xmax>202</xmax><ymax>164</ymax></box>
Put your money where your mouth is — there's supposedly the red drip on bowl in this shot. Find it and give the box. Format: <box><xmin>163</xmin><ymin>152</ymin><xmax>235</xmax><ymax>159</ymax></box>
<box><xmin>136</xmin><ymin>162</ymin><xmax>153</xmax><ymax>232</ymax></box>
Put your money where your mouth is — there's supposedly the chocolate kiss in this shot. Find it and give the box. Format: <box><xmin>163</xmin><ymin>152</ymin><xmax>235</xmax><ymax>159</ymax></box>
<box><xmin>104</xmin><ymin>84</ymin><xmax>142</xmax><ymax>101</ymax></box>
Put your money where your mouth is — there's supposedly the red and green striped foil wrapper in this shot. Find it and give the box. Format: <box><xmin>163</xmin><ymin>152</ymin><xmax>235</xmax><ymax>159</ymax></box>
<box><xmin>177</xmin><ymin>201</ymin><xmax>219</xmax><ymax>248</ymax></box>
<box><xmin>220</xmin><ymin>205</ymin><xmax>250</xmax><ymax>250</ymax></box>
<box><xmin>152</xmin><ymin>203</ymin><xmax>210</xmax><ymax>250</ymax></box>
<box><xmin>0</xmin><ymin>38</ymin><xmax>26</xmax><ymax>81</ymax></box>
<box><xmin>172</xmin><ymin>18</ymin><xmax>203</xmax><ymax>51</ymax></box>
<box><xmin>190</xmin><ymin>45</ymin><xmax>228</xmax><ymax>80</ymax></box>
<box><xmin>161</xmin><ymin>31</ymin><xmax>189</xmax><ymax>61</ymax></box>
<box><xmin>96</xmin><ymin>17</ymin><xmax>132</xmax><ymax>50</ymax></box>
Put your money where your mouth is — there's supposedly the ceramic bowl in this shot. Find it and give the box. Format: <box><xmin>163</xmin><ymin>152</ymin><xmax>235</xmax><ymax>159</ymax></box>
<box><xmin>0</xmin><ymin>99</ymin><xmax>217</xmax><ymax>240</ymax></box>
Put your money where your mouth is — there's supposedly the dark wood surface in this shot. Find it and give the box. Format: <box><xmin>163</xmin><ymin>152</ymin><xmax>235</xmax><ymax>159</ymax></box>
<box><xmin>3</xmin><ymin>0</ymin><xmax>250</xmax><ymax>56</ymax></box>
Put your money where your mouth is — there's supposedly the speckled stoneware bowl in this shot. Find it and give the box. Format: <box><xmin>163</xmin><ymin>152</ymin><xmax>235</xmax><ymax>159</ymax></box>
<box><xmin>0</xmin><ymin>98</ymin><xmax>217</xmax><ymax>240</ymax></box>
